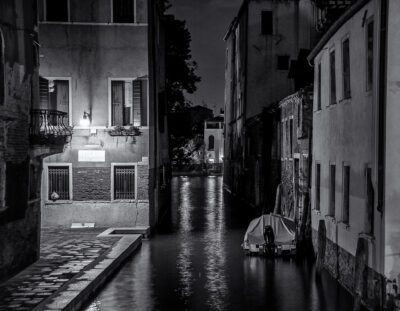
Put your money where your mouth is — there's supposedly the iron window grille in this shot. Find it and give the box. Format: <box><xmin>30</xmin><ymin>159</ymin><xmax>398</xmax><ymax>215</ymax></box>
<box><xmin>48</xmin><ymin>166</ymin><xmax>70</xmax><ymax>200</ymax></box>
<box><xmin>114</xmin><ymin>166</ymin><xmax>135</xmax><ymax>200</ymax></box>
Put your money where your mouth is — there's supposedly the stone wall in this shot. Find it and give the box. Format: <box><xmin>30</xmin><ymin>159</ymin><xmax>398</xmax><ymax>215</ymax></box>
<box><xmin>0</xmin><ymin>0</ymin><xmax>42</xmax><ymax>282</ymax></box>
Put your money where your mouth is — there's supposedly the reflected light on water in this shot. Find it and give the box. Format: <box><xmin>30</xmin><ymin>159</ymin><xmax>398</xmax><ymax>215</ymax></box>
<box><xmin>204</xmin><ymin>177</ymin><xmax>228</xmax><ymax>310</ymax></box>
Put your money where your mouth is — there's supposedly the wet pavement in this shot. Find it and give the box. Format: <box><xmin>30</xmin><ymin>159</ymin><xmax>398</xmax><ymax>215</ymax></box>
<box><xmin>0</xmin><ymin>229</ymin><xmax>120</xmax><ymax>311</ymax></box>
<box><xmin>85</xmin><ymin>176</ymin><xmax>356</xmax><ymax>311</ymax></box>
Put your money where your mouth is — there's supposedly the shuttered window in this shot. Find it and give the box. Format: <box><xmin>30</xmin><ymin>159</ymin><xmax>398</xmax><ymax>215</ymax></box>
<box><xmin>111</xmin><ymin>79</ymin><xmax>147</xmax><ymax>126</ymax></box>
<box><xmin>342</xmin><ymin>38</ymin><xmax>351</xmax><ymax>98</ymax></box>
<box><xmin>114</xmin><ymin>166</ymin><xmax>135</xmax><ymax>200</ymax></box>
<box><xmin>48</xmin><ymin>166</ymin><xmax>70</xmax><ymax>200</ymax></box>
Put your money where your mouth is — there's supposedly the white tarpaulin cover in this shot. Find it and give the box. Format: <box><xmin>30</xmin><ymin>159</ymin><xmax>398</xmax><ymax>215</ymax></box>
<box><xmin>243</xmin><ymin>214</ymin><xmax>295</xmax><ymax>248</ymax></box>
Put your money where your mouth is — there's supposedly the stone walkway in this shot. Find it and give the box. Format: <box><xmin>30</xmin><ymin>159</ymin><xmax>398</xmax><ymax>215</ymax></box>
<box><xmin>0</xmin><ymin>228</ymin><xmax>121</xmax><ymax>311</ymax></box>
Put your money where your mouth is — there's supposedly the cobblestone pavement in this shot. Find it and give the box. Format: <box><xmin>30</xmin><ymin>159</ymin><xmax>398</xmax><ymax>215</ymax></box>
<box><xmin>0</xmin><ymin>228</ymin><xmax>120</xmax><ymax>311</ymax></box>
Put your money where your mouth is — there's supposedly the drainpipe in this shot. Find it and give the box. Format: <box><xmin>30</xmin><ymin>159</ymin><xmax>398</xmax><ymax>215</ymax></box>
<box><xmin>378</xmin><ymin>0</ymin><xmax>388</xmax><ymax>308</ymax></box>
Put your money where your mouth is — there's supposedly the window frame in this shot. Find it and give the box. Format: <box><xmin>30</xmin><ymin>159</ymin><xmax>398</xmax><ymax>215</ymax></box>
<box><xmin>329</xmin><ymin>49</ymin><xmax>337</xmax><ymax>105</ymax></box>
<box><xmin>208</xmin><ymin>135</ymin><xmax>215</xmax><ymax>151</ymax></box>
<box><xmin>366</xmin><ymin>18</ymin><xmax>374</xmax><ymax>91</ymax></box>
<box><xmin>111</xmin><ymin>0</ymin><xmax>137</xmax><ymax>24</ymax></box>
<box><xmin>108</xmin><ymin>77</ymin><xmax>149</xmax><ymax>128</ymax></box>
<box><xmin>317</xmin><ymin>61</ymin><xmax>322</xmax><ymax>111</ymax></box>
<box><xmin>329</xmin><ymin>163</ymin><xmax>336</xmax><ymax>217</ymax></box>
<box><xmin>44</xmin><ymin>0</ymin><xmax>70</xmax><ymax>23</ymax></box>
<box><xmin>111</xmin><ymin>163</ymin><xmax>138</xmax><ymax>201</ymax></box>
<box><xmin>0</xmin><ymin>28</ymin><xmax>4</xmax><ymax>106</ymax></box>
<box><xmin>342</xmin><ymin>36</ymin><xmax>351</xmax><ymax>99</ymax></box>
<box><xmin>44</xmin><ymin>163</ymin><xmax>73</xmax><ymax>203</ymax></box>
<box><xmin>44</xmin><ymin>77</ymin><xmax>72</xmax><ymax>126</ymax></box>
<box><xmin>315</xmin><ymin>162</ymin><xmax>321</xmax><ymax>211</ymax></box>
<box><xmin>342</xmin><ymin>163</ymin><xmax>350</xmax><ymax>224</ymax></box>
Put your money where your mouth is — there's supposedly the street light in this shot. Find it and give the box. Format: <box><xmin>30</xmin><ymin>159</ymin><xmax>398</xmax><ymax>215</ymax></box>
<box><xmin>80</xmin><ymin>111</ymin><xmax>91</xmax><ymax>128</ymax></box>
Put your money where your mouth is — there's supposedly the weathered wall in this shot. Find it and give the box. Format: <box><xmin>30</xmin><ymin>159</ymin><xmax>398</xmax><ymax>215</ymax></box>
<box><xmin>385</xmin><ymin>0</ymin><xmax>400</xmax><ymax>285</ymax></box>
<box><xmin>0</xmin><ymin>0</ymin><xmax>42</xmax><ymax>282</ymax></box>
<box><xmin>39</xmin><ymin>1</ymin><xmax>151</xmax><ymax>228</ymax></box>
<box><xmin>310</xmin><ymin>0</ymin><xmax>384</xmax><ymax>308</ymax></box>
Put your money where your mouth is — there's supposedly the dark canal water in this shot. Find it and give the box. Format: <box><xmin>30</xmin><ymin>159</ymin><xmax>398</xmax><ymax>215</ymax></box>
<box><xmin>85</xmin><ymin>176</ymin><xmax>355</xmax><ymax>311</ymax></box>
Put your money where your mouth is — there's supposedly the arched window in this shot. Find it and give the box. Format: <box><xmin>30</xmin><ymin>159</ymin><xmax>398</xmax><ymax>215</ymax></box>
<box><xmin>208</xmin><ymin>135</ymin><xmax>215</xmax><ymax>151</ymax></box>
<box><xmin>0</xmin><ymin>28</ymin><xmax>5</xmax><ymax>106</ymax></box>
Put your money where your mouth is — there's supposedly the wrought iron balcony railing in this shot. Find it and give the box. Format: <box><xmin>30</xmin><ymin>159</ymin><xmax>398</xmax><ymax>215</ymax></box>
<box><xmin>30</xmin><ymin>109</ymin><xmax>72</xmax><ymax>146</ymax></box>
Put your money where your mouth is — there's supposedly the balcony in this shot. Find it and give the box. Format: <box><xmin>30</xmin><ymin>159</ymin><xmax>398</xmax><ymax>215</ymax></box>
<box><xmin>312</xmin><ymin>0</ymin><xmax>355</xmax><ymax>34</ymax></box>
<box><xmin>30</xmin><ymin>109</ymin><xmax>72</xmax><ymax>147</ymax></box>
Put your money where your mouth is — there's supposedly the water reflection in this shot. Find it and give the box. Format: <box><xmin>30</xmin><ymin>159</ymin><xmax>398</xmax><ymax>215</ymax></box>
<box><xmin>85</xmin><ymin>176</ymin><xmax>355</xmax><ymax>311</ymax></box>
<box><xmin>204</xmin><ymin>177</ymin><xmax>228</xmax><ymax>310</ymax></box>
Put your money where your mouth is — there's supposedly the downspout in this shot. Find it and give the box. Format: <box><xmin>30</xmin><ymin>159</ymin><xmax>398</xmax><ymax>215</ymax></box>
<box><xmin>378</xmin><ymin>0</ymin><xmax>388</xmax><ymax>308</ymax></box>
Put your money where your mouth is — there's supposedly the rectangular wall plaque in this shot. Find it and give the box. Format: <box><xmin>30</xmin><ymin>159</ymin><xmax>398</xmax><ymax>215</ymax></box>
<box><xmin>78</xmin><ymin>150</ymin><xmax>105</xmax><ymax>162</ymax></box>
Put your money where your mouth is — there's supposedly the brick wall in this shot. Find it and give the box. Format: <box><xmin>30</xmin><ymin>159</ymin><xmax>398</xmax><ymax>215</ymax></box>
<box><xmin>73</xmin><ymin>167</ymin><xmax>111</xmax><ymax>201</ymax></box>
<box><xmin>137</xmin><ymin>165</ymin><xmax>149</xmax><ymax>200</ymax></box>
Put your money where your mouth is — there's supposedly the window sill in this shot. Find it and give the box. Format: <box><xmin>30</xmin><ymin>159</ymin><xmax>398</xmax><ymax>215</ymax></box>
<box><xmin>359</xmin><ymin>232</ymin><xmax>375</xmax><ymax>241</ymax></box>
<box><xmin>338</xmin><ymin>221</ymin><xmax>351</xmax><ymax>231</ymax></box>
<box><xmin>339</xmin><ymin>97</ymin><xmax>352</xmax><ymax>104</ymax></box>
<box><xmin>313</xmin><ymin>209</ymin><xmax>321</xmax><ymax>215</ymax></box>
<box><xmin>45</xmin><ymin>200</ymin><xmax>73</xmax><ymax>204</ymax></box>
<box><xmin>314</xmin><ymin>110</ymin><xmax>322</xmax><ymax>114</ymax></box>
<box><xmin>325</xmin><ymin>215</ymin><xmax>336</xmax><ymax>223</ymax></box>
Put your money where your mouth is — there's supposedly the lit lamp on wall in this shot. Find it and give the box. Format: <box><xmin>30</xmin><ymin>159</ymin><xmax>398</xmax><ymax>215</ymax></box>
<box><xmin>80</xmin><ymin>111</ymin><xmax>91</xmax><ymax>128</ymax></box>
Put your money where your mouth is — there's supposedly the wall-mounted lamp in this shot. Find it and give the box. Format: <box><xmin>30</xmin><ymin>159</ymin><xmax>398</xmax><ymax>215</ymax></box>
<box><xmin>80</xmin><ymin>111</ymin><xmax>91</xmax><ymax>128</ymax></box>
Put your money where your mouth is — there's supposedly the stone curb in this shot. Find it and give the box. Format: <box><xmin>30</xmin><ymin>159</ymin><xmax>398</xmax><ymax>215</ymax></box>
<box><xmin>33</xmin><ymin>235</ymin><xmax>142</xmax><ymax>311</ymax></box>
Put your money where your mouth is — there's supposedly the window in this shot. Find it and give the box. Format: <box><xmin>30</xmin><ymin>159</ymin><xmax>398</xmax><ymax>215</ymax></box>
<box><xmin>297</xmin><ymin>102</ymin><xmax>301</xmax><ymax>127</ymax></box>
<box><xmin>113</xmin><ymin>0</ymin><xmax>135</xmax><ymax>23</ymax></box>
<box><xmin>315</xmin><ymin>163</ymin><xmax>321</xmax><ymax>211</ymax></box>
<box><xmin>289</xmin><ymin>119</ymin><xmax>293</xmax><ymax>156</ymax></box>
<box><xmin>48</xmin><ymin>166</ymin><xmax>70</xmax><ymax>200</ymax></box>
<box><xmin>111</xmin><ymin>79</ymin><xmax>148</xmax><ymax>127</ymax></box>
<box><xmin>342</xmin><ymin>38</ymin><xmax>351</xmax><ymax>99</ymax></box>
<box><xmin>0</xmin><ymin>29</ymin><xmax>4</xmax><ymax>106</ymax></box>
<box><xmin>342</xmin><ymin>165</ymin><xmax>350</xmax><ymax>224</ymax></box>
<box><xmin>317</xmin><ymin>62</ymin><xmax>321</xmax><ymax>110</ymax></box>
<box><xmin>48</xmin><ymin>79</ymin><xmax>70</xmax><ymax>123</ymax></box>
<box><xmin>366</xmin><ymin>20</ymin><xmax>374</xmax><ymax>90</ymax></box>
<box><xmin>261</xmin><ymin>11</ymin><xmax>273</xmax><ymax>35</ymax></box>
<box><xmin>114</xmin><ymin>166</ymin><xmax>135</xmax><ymax>200</ymax></box>
<box><xmin>329</xmin><ymin>164</ymin><xmax>336</xmax><ymax>216</ymax></box>
<box><xmin>46</xmin><ymin>0</ymin><xmax>69</xmax><ymax>22</ymax></box>
<box><xmin>330</xmin><ymin>50</ymin><xmax>337</xmax><ymax>105</ymax></box>
<box><xmin>277</xmin><ymin>55</ymin><xmax>290</xmax><ymax>70</ymax></box>
<box><xmin>365</xmin><ymin>167</ymin><xmax>374</xmax><ymax>234</ymax></box>
<box><xmin>0</xmin><ymin>162</ymin><xmax>5</xmax><ymax>211</ymax></box>
<box><xmin>208</xmin><ymin>135</ymin><xmax>215</xmax><ymax>151</ymax></box>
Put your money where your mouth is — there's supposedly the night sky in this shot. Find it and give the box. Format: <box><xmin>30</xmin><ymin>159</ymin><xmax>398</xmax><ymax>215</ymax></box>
<box><xmin>169</xmin><ymin>0</ymin><xmax>243</xmax><ymax>114</ymax></box>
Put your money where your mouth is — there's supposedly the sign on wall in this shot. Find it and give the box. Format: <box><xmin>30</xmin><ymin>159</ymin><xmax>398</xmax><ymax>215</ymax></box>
<box><xmin>78</xmin><ymin>150</ymin><xmax>106</xmax><ymax>162</ymax></box>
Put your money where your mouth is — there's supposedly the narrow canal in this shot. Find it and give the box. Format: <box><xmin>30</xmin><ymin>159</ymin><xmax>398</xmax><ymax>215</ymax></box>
<box><xmin>85</xmin><ymin>176</ymin><xmax>355</xmax><ymax>311</ymax></box>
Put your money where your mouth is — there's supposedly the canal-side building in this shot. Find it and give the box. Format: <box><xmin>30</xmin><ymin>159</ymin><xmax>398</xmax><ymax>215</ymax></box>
<box><xmin>204</xmin><ymin>115</ymin><xmax>224</xmax><ymax>165</ymax></box>
<box><xmin>0</xmin><ymin>0</ymin><xmax>70</xmax><ymax>281</ymax></box>
<box><xmin>308</xmin><ymin>0</ymin><xmax>400</xmax><ymax>308</ymax></box>
<box><xmin>38</xmin><ymin>0</ymin><xmax>166</xmax><ymax>228</ymax></box>
<box><xmin>148</xmin><ymin>0</ymin><xmax>171</xmax><ymax>227</ymax></box>
<box><xmin>276</xmin><ymin>88</ymin><xmax>313</xmax><ymax>225</ymax></box>
<box><xmin>223</xmin><ymin>0</ymin><xmax>315</xmax><ymax>211</ymax></box>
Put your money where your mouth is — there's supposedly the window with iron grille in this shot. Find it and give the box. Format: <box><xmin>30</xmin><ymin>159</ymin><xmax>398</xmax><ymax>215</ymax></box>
<box><xmin>48</xmin><ymin>166</ymin><xmax>70</xmax><ymax>200</ymax></box>
<box><xmin>114</xmin><ymin>166</ymin><xmax>135</xmax><ymax>200</ymax></box>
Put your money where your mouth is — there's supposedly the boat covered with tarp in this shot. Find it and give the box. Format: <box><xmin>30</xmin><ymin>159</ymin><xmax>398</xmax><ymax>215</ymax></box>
<box><xmin>242</xmin><ymin>214</ymin><xmax>296</xmax><ymax>256</ymax></box>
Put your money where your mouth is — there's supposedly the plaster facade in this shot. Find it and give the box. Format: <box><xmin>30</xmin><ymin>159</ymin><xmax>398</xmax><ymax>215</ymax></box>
<box><xmin>39</xmin><ymin>0</ymin><xmax>154</xmax><ymax>228</ymax></box>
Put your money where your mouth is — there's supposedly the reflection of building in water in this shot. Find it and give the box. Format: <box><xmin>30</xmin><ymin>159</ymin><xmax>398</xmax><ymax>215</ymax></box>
<box><xmin>204</xmin><ymin>114</ymin><xmax>224</xmax><ymax>164</ymax></box>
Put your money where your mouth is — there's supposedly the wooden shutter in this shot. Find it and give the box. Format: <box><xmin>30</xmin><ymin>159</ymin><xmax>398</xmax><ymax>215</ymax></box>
<box><xmin>112</xmin><ymin>81</ymin><xmax>124</xmax><ymax>126</ymax></box>
<box><xmin>132</xmin><ymin>80</ymin><xmax>142</xmax><ymax>126</ymax></box>
<box><xmin>141</xmin><ymin>80</ymin><xmax>148</xmax><ymax>126</ymax></box>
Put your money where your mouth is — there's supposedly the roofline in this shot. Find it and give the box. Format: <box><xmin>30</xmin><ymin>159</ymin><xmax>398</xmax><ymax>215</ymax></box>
<box><xmin>223</xmin><ymin>0</ymin><xmax>249</xmax><ymax>41</ymax></box>
<box><xmin>307</xmin><ymin>0</ymin><xmax>370</xmax><ymax>63</ymax></box>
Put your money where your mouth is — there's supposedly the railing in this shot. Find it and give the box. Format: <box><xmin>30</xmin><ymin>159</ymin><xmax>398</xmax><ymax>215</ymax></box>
<box><xmin>30</xmin><ymin>109</ymin><xmax>72</xmax><ymax>146</ymax></box>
